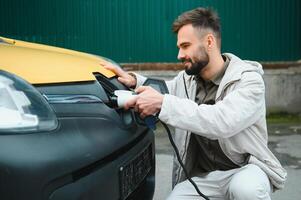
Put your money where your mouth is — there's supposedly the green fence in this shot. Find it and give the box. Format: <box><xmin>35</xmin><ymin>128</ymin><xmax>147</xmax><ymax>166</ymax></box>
<box><xmin>0</xmin><ymin>0</ymin><xmax>300</xmax><ymax>62</ymax></box>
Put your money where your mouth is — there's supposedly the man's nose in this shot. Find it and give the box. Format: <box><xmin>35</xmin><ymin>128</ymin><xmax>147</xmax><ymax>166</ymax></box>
<box><xmin>177</xmin><ymin>49</ymin><xmax>185</xmax><ymax>60</ymax></box>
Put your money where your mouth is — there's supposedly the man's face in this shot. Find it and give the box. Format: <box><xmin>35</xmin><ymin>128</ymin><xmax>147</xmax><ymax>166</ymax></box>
<box><xmin>177</xmin><ymin>24</ymin><xmax>209</xmax><ymax>76</ymax></box>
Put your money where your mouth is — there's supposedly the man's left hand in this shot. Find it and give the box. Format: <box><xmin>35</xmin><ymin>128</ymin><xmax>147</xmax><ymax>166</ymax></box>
<box><xmin>125</xmin><ymin>86</ymin><xmax>164</xmax><ymax>118</ymax></box>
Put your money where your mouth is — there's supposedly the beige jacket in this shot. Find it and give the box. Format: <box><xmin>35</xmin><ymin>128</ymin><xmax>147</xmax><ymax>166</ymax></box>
<box><xmin>135</xmin><ymin>53</ymin><xmax>287</xmax><ymax>190</ymax></box>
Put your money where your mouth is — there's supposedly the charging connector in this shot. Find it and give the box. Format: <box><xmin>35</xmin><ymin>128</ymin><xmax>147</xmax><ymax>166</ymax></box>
<box><xmin>113</xmin><ymin>90</ymin><xmax>137</xmax><ymax>108</ymax></box>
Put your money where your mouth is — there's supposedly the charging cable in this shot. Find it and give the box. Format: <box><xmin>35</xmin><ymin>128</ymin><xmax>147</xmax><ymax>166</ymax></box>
<box><xmin>161</xmin><ymin>121</ymin><xmax>210</xmax><ymax>200</ymax></box>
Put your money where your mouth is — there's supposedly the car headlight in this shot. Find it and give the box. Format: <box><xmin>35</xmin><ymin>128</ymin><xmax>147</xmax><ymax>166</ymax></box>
<box><xmin>0</xmin><ymin>70</ymin><xmax>58</xmax><ymax>134</ymax></box>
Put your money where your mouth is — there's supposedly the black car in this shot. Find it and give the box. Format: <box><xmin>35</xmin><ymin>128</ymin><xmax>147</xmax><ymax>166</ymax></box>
<box><xmin>0</xmin><ymin>36</ymin><xmax>155</xmax><ymax>200</ymax></box>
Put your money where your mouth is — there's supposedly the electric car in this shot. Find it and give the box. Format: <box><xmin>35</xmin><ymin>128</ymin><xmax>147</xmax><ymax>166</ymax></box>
<box><xmin>0</xmin><ymin>36</ymin><xmax>155</xmax><ymax>200</ymax></box>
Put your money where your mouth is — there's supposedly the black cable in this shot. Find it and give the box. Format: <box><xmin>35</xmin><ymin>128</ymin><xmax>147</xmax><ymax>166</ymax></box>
<box><xmin>161</xmin><ymin>122</ymin><xmax>210</xmax><ymax>200</ymax></box>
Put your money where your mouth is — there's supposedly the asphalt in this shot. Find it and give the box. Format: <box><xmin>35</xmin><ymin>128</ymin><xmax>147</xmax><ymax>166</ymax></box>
<box><xmin>152</xmin><ymin>123</ymin><xmax>301</xmax><ymax>200</ymax></box>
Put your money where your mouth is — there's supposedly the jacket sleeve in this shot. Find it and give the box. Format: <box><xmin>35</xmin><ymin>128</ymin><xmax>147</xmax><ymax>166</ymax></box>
<box><xmin>165</xmin><ymin>71</ymin><xmax>186</xmax><ymax>95</ymax></box>
<box><xmin>130</xmin><ymin>72</ymin><xmax>147</xmax><ymax>88</ymax></box>
<box><xmin>159</xmin><ymin>71</ymin><xmax>265</xmax><ymax>139</ymax></box>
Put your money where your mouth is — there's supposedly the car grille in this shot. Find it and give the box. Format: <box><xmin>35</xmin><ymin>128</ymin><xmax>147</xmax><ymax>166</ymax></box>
<box><xmin>119</xmin><ymin>144</ymin><xmax>153</xmax><ymax>200</ymax></box>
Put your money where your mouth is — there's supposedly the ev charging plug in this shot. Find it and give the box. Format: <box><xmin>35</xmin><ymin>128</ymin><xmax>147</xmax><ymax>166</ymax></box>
<box><xmin>113</xmin><ymin>90</ymin><xmax>157</xmax><ymax>130</ymax></box>
<box><xmin>113</xmin><ymin>90</ymin><xmax>137</xmax><ymax>108</ymax></box>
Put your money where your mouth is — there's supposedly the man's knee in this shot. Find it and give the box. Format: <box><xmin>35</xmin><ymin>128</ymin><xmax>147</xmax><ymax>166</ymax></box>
<box><xmin>228</xmin><ymin>181</ymin><xmax>270</xmax><ymax>200</ymax></box>
<box><xmin>228</xmin><ymin>165</ymin><xmax>271</xmax><ymax>200</ymax></box>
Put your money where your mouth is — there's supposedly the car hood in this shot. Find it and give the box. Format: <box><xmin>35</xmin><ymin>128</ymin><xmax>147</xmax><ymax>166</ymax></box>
<box><xmin>0</xmin><ymin>36</ymin><xmax>115</xmax><ymax>84</ymax></box>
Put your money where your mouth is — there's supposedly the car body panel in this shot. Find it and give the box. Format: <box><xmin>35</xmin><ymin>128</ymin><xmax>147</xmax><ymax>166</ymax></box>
<box><xmin>0</xmin><ymin>36</ymin><xmax>115</xmax><ymax>84</ymax></box>
<box><xmin>0</xmin><ymin>116</ymin><xmax>155</xmax><ymax>200</ymax></box>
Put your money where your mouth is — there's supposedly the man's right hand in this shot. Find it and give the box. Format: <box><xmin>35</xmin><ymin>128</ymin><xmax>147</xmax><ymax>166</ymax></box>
<box><xmin>99</xmin><ymin>60</ymin><xmax>137</xmax><ymax>88</ymax></box>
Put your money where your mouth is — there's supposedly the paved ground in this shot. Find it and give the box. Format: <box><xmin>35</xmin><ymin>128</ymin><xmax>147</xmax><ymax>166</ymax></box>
<box><xmin>153</xmin><ymin>123</ymin><xmax>301</xmax><ymax>200</ymax></box>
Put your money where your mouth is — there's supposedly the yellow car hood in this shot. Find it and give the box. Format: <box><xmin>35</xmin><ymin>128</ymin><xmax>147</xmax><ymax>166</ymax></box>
<box><xmin>0</xmin><ymin>36</ymin><xmax>115</xmax><ymax>84</ymax></box>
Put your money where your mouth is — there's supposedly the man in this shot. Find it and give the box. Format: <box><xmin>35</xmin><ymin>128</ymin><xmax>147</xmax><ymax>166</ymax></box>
<box><xmin>101</xmin><ymin>7</ymin><xmax>286</xmax><ymax>200</ymax></box>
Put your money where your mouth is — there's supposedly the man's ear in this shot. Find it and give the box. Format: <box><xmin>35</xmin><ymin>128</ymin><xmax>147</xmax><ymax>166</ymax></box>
<box><xmin>206</xmin><ymin>33</ymin><xmax>215</xmax><ymax>51</ymax></box>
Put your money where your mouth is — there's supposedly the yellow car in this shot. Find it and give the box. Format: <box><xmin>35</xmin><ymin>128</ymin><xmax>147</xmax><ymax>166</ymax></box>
<box><xmin>0</xmin><ymin>37</ymin><xmax>155</xmax><ymax>200</ymax></box>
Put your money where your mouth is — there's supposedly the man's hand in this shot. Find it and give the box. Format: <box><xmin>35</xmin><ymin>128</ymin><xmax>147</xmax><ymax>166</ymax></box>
<box><xmin>125</xmin><ymin>86</ymin><xmax>164</xmax><ymax>118</ymax></box>
<box><xmin>99</xmin><ymin>60</ymin><xmax>136</xmax><ymax>88</ymax></box>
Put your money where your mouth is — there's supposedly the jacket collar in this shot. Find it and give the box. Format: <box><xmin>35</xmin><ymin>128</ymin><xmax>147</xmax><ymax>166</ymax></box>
<box><xmin>216</xmin><ymin>53</ymin><xmax>264</xmax><ymax>99</ymax></box>
<box><xmin>221</xmin><ymin>53</ymin><xmax>263</xmax><ymax>84</ymax></box>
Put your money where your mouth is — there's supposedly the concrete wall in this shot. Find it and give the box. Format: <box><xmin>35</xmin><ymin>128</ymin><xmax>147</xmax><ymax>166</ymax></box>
<box><xmin>264</xmin><ymin>67</ymin><xmax>301</xmax><ymax>114</ymax></box>
<box><xmin>132</xmin><ymin>65</ymin><xmax>301</xmax><ymax>114</ymax></box>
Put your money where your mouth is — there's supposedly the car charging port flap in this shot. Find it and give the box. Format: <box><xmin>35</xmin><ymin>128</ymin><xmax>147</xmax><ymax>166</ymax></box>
<box><xmin>93</xmin><ymin>72</ymin><xmax>136</xmax><ymax>127</ymax></box>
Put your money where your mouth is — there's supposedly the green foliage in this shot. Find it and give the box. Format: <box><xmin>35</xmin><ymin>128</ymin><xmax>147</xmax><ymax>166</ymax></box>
<box><xmin>267</xmin><ymin>113</ymin><xmax>301</xmax><ymax>124</ymax></box>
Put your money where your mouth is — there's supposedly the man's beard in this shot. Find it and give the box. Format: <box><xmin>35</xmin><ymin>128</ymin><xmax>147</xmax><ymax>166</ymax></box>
<box><xmin>182</xmin><ymin>52</ymin><xmax>209</xmax><ymax>76</ymax></box>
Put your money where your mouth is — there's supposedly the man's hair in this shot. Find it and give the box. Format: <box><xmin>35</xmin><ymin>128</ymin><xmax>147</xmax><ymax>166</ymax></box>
<box><xmin>172</xmin><ymin>7</ymin><xmax>221</xmax><ymax>46</ymax></box>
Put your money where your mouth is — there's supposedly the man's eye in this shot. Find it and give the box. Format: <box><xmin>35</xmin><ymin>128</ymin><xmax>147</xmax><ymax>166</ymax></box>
<box><xmin>182</xmin><ymin>45</ymin><xmax>189</xmax><ymax>49</ymax></box>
